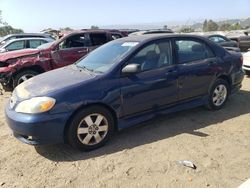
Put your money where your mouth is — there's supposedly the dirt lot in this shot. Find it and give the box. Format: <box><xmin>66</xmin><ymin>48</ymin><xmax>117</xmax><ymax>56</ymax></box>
<box><xmin>0</xmin><ymin>78</ymin><xmax>250</xmax><ymax>188</ymax></box>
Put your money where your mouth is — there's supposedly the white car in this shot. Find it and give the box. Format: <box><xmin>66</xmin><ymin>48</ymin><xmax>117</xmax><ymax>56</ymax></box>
<box><xmin>243</xmin><ymin>51</ymin><xmax>250</xmax><ymax>76</ymax></box>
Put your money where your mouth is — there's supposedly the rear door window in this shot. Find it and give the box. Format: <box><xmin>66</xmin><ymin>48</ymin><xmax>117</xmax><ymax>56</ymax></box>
<box><xmin>175</xmin><ymin>39</ymin><xmax>215</xmax><ymax>63</ymax></box>
<box><xmin>29</xmin><ymin>40</ymin><xmax>47</xmax><ymax>48</ymax></box>
<box><xmin>6</xmin><ymin>40</ymin><xmax>25</xmax><ymax>51</ymax></box>
<box><xmin>89</xmin><ymin>33</ymin><xmax>108</xmax><ymax>46</ymax></box>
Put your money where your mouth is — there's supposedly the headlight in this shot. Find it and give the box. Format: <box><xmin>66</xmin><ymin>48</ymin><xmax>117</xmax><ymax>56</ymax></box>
<box><xmin>15</xmin><ymin>97</ymin><xmax>56</xmax><ymax>114</ymax></box>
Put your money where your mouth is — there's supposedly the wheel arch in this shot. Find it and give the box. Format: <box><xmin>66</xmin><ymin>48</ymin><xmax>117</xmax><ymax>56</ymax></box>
<box><xmin>208</xmin><ymin>74</ymin><xmax>232</xmax><ymax>95</ymax></box>
<box><xmin>217</xmin><ymin>74</ymin><xmax>232</xmax><ymax>92</ymax></box>
<box><xmin>12</xmin><ymin>65</ymin><xmax>45</xmax><ymax>78</ymax></box>
<box><xmin>63</xmin><ymin>102</ymin><xmax>118</xmax><ymax>143</ymax></box>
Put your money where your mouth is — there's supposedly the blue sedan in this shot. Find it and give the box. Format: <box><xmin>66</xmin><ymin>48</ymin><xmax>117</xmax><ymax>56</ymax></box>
<box><xmin>5</xmin><ymin>34</ymin><xmax>244</xmax><ymax>151</ymax></box>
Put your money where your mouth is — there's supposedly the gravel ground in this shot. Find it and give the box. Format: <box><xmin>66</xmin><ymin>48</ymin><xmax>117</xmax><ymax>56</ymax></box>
<box><xmin>0</xmin><ymin>77</ymin><xmax>250</xmax><ymax>188</ymax></box>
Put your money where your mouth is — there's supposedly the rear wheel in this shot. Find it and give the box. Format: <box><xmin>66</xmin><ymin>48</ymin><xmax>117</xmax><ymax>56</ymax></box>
<box><xmin>67</xmin><ymin>106</ymin><xmax>114</xmax><ymax>151</ymax></box>
<box><xmin>207</xmin><ymin>79</ymin><xmax>229</xmax><ymax>110</ymax></box>
<box><xmin>13</xmin><ymin>70</ymin><xmax>39</xmax><ymax>88</ymax></box>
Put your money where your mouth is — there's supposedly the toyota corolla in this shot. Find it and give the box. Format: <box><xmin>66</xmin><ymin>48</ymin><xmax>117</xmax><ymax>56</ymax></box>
<box><xmin>5</xmin><ymin>34</ymin><xmax>244</xmax><ymax>151</ymax></box>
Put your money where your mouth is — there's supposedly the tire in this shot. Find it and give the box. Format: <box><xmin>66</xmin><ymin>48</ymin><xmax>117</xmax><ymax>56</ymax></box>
<box><xmin>1</xmin><ymin>83</ymin><xmax>13</xmax><ymax>92</ymax></box>
<box><xmin>206</xmin><ymin>79</ymin><xmax>229</xmax><ymax>110</ymax></box>
<box><xmin>67</xmin><ymin>106</ymin><xmax>115</xmax><ymax>151</ymax></box>
<box><xmin>13</xmin><ymin>70</ymin><xmax>39</xmax><ymax>88</ymax></box>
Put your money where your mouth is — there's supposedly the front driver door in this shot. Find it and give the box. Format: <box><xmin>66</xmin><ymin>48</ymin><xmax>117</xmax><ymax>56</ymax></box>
<box><xmin>120</xmin><ymin>40</ymin><xmax>178</xmax><ymax>117</ymax></box>
<box><xmin>51</xmin><ymin>33</ymin><xmax>89</xmax><ymax>68</ymax></box>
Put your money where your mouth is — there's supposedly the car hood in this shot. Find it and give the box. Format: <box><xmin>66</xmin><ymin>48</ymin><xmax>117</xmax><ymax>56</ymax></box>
<box><xmin>0</xmin><ymin>49</ymin><xmax>40</xmax><ymax>62</ymax></box>
<box><xmin>15</xmin><ymin>65</ymin><xmax>96</xmax><ymax>100</ymax></box>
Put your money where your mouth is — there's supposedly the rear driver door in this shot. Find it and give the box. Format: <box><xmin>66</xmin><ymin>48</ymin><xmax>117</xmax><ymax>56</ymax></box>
<box><xmin>175</xmin><ymin>38</ymin><xmax>218</xmax><ymax>100</ymax></box>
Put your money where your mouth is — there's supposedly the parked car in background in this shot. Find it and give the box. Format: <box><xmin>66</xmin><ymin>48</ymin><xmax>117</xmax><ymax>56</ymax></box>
<box><xmin>5</xmin><ymin>34</ymin><xmax>244</xmax><ymax>151</ymax></box>
<box><xmin>0</xmin><ymin>33</ymin><xmax>55</xmax><ymax>46</ymax></box>
<box><xmin>206</xmin><ymin>34</ymin><xmax>240</xmax><ymax>52</ymax></box>
<box><xmin>0</xmin><ymin>38</ymin><xmax>54</xmax><ymax>53</ymax></box>
<box><xmin>81</xmin><ymin>29</ymin><xmax>127</xmax><ymax>39</ymax></box>
<box><xmin>129</xmin><ymin>29</ymin><xmax>174</xmax><ymax>36</ymax></box>
<box><xmin>243</xmin><ymin>51</ymin><xmax>250</xmax><ymax>76</ymax></box>
<box><xmin>229</xmin><ymin>35</ymin><xmax>250</xmax><ymax>52</ymax></box>
<box><xmin>0</xmin><ymin>30</ymin><xmax>123</xmax><ymax>91</ymax></box>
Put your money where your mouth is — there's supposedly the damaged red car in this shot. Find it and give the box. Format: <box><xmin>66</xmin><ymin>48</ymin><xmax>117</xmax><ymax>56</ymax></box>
<box><xmin>0</xmin><ymin>30</ymin><xmax>124</xmax><ymax>91</ymax></box>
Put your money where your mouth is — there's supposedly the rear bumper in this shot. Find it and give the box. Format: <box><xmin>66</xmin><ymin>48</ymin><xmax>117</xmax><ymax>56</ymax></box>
<box><xmin>243</xmin><ymin>65</ymin><xmax>250</xmax><ymax>71</ymax></box>
<box><xmin>5</xmin><ymin>106</ymin><xmax>71</xmax><ymax>145</ymax></box>
<box><xmin>231</xmin><ymin>69</ymin><xmax>244</xmax><ymax>94</ymax></box>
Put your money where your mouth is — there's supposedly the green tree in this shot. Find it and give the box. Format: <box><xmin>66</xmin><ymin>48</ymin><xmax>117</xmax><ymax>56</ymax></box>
<box><xmin>59</xmin><ymin>27</ymin><xmax>73</xmax><ymax>31</ymax></box>
<box><xmin>0</xmin><ymin>26</ymin><xmax>24</xmax><ymax>37</ymax></box>
<box><xmin>90</xmin><ymin>25</ymin><xmax>99</xmax><ymax>29</ymax></box>
<box><xmin>163</xmin><ymin>25</ymin><xmax>168</xmax><ymax>30</ymax></box>
<box><xmin>219</xmin><ymin>23</ymin><xmax>231</xmax><ymax>31</ymax></box>
<box><xmin>203</xmin><ymin>19</ymin><xmax>219</xmax><ymax>31</ymax></box>
<box><xmin>179</xmin><ymin>27</ymin><xmax>195</xmax><ymax>33</ymax></box>
<box><xmin>203</xmin><ymin>19</ymin><xmax>208</xmax><ymax>32</ymax></box>
<box><xmin>207</xmin><ymin>20</ymin><xmax>219</xmax><ymax>31</ymax></box>
<box><xmin>229</xmin><ymin>23</ymin><xmax>242</xmax><ymax>30</ymax></box>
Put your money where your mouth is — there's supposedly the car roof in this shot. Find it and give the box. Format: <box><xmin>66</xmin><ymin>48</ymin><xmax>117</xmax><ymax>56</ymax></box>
<box><xmin>130</xmin><ymin>30</ymin><xmax>173</xmax><ymax>36</ymax></box>
<box><xmin>5</xmin><ymin>33</ymin><xmax>51</xmax><ymax>37</ymax></box>
<box><xmin>206</xmin><ymin>34</ymin><xmax>227</xmax><ymax>38</ymax></box>
<box><xmin>115</xmin><ymin>33</ymin><xmax>209</xmax><ymax>43</ymax></box>
<box><xmin>8</xmin><ymin>37</ymin><xmax>53</xmax><ymax>41</ymax></box>
<box><xmin>4</xmin><ymin>37</ymin><xmax>53</xmax><ymax>45</ymax></box>
<box><xmin>0</xmin><ymin>33</ymin><xmax>53</xmax><ymax>42</ymax></box>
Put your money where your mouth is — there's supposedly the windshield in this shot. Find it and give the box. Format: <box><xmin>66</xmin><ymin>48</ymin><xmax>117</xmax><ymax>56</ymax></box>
<box><xmin>76</xmin><ymin>41</ymin><xmax>139</xmax><ymax>73</ymax></box>
<box><xmin>37</xmin><ymin>41</ymin><xmax>54</xmax><ymax>49</ymax></box>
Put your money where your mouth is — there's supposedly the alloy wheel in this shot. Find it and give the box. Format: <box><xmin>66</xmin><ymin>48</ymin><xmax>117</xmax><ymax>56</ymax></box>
<box><xmin>212</xmin><ymin>84</ymin><xmax>227</xmax><ymax>107</ymax></box>
<box><xmin>77</xmin><ymin>113</ymin><xmax>109</xmax><ymax>146</ymax></box>
<box><xmin>17</xmin><ymin>74</ymin><xmax>35</xmax><ymax>85</ymax></box>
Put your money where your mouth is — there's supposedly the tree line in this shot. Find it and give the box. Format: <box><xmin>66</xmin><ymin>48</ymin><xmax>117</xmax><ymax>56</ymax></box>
<box><xmin>180</xmin><ymin>19</ymin><xmax>249</xmax><ymax>33</ymax></box>
<box><xmin>0</xmin><ymin>10</ymin><xmax>24</xmax><ymax>37</ymax></box>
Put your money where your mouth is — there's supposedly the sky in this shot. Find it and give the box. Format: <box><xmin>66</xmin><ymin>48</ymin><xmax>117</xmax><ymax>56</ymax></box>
<box><xmin>0</xmin><ymin>0</ymin><xmax>250</xmax><ymax>32</ymax></box>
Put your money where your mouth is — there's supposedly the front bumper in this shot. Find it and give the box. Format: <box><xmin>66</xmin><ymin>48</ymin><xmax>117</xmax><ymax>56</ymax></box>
<box><xmin>5</xmin><ymin>105</ymin><xmax>71</xmax><ymax>145</ymax></box>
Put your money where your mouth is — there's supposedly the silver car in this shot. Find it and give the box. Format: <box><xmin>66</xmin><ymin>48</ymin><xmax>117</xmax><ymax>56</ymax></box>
<box><xmin>0</xmin><ymin>37</ymin><xmax>54</xmax><ymax>53</ymax></box>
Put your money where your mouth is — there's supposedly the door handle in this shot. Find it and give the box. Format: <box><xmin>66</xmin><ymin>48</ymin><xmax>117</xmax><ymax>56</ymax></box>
<box><xmin>208</xmin><ymin>61</ymin><xmax>216</xmax><ymax>65</ymax></box>
<box><xmin>78</xmin><ymin>49</ymin><xmax>88</xmax><ymax>53</ymax></box>
<box><xmin>165</xmin><ymin>69</ymin><xmax>178</xmax><ymax>75</ymax></box>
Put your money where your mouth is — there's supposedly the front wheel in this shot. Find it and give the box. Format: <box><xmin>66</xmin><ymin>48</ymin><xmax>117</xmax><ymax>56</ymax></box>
<box><xmin>206</xmin><ymin>79</ymin><xmax>229</xmax><ymax>110</ymax></box>
<box><xmin>67</xmin><ymin>106</ymin><xmax>114</xmax><ymax>151</ymax></box>
<box><xmin>13</xmin><ymin>70</ymin><xmax>39</xmax><ymax>88</ymax></box>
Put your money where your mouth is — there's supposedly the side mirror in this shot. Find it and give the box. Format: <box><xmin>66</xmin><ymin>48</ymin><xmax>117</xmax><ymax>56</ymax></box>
<box><xmin>122</xmin><ymin>64</ymin><xmax>141</xmax><ymax>75</ymax></box>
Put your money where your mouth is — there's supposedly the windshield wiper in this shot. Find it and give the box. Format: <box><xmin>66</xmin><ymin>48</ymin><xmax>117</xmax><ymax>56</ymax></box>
<box><xmin>93</xmin><ymin>70</ymin><xmax>103</xmax><ymax>74</ymax></box>
<box><xmin>75</xmin><ymin>64</ymin><xmax>94</xmax><ymax>73</ymax></box>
